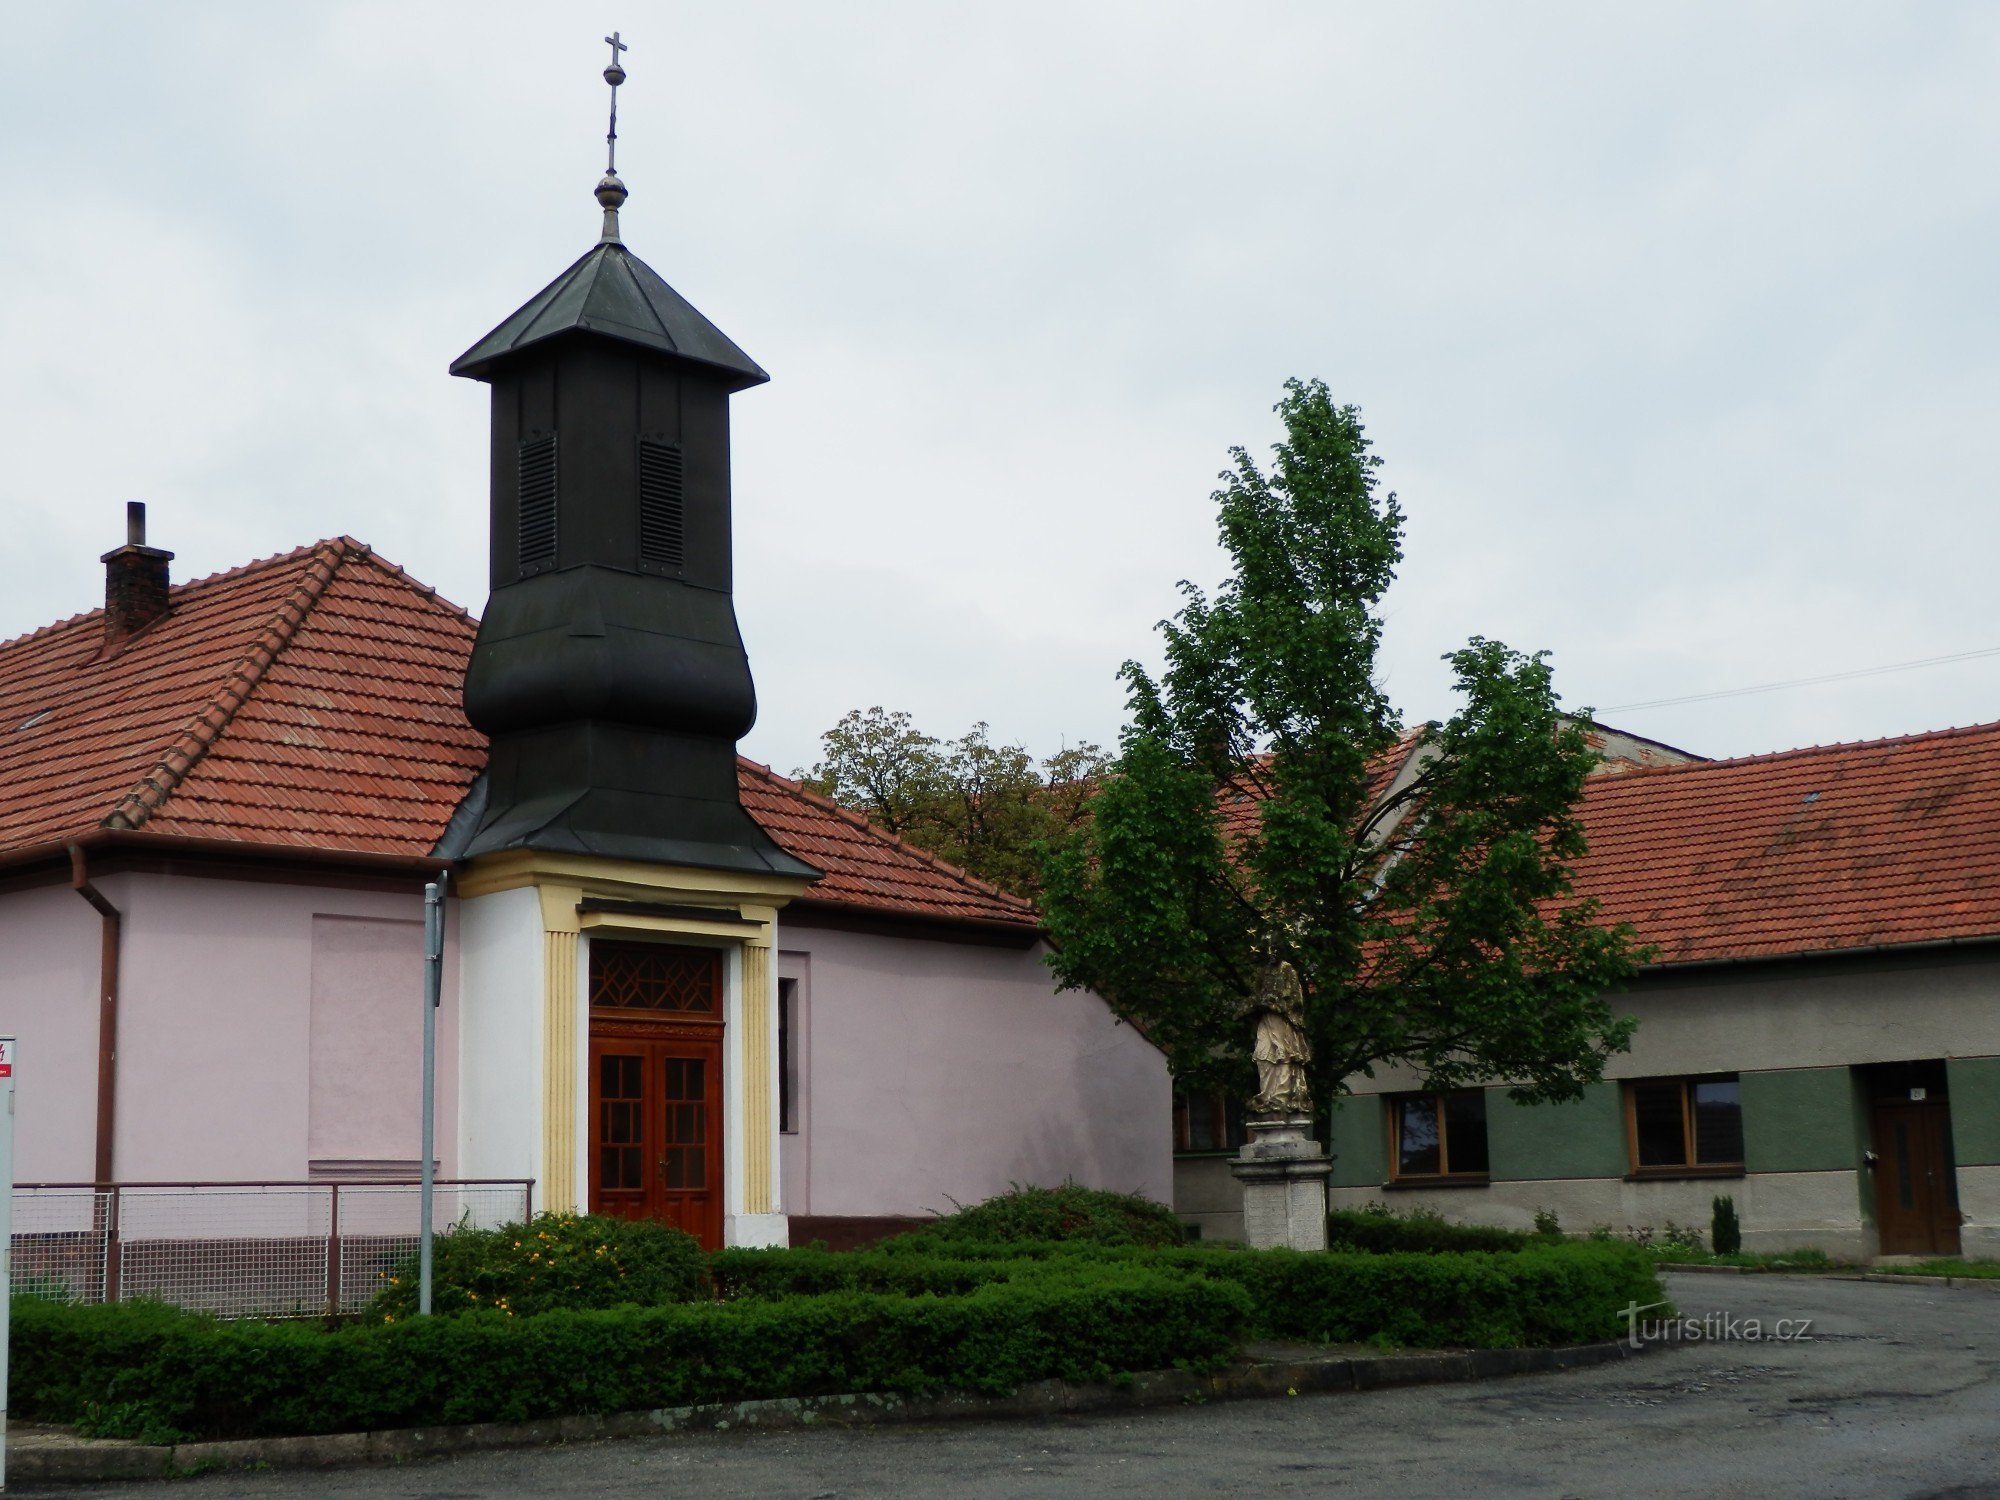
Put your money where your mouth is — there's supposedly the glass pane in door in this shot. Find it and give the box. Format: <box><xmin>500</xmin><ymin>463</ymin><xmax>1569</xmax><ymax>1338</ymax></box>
<box><xmin>597</xmin><ymin>1053</ymin><xmax>645</xmax><ymax>1190</ymax></box>
<box><xmin>661</xmin><ymin>1056</ymin><xmax>707</xmax><ymax>1191</ymax></box>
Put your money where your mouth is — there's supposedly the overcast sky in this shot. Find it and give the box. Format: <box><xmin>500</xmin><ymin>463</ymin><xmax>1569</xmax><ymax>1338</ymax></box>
<box><xmin>5</xmin><ymin>3</ymin><xmax>1999</xmax><ymax>775</ymax></box>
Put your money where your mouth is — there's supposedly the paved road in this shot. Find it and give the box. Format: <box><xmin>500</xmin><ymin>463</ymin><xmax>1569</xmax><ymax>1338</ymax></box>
<box><xmin>20</xmin><ymin>1274</ymin><xmax>2000</xmax><ymax>1499</ymax></box>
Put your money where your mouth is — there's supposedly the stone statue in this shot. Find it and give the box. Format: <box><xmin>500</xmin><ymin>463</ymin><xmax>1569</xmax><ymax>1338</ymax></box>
<box><xmin>1243</xmin><ymin>957</ymin><xmax>1312</xmax><ymax>1118</ymax></box>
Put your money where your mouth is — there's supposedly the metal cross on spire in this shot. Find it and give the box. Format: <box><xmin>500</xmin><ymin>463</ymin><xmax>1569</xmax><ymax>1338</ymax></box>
<box><xmin>595</xmin><ymin>31</ymin><xmax>630</xmax><ymax>244</ymax></box>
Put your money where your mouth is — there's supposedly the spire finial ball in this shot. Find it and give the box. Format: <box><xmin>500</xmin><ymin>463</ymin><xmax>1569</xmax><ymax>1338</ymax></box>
<box><xmin>604</xmin><ymin>61</ymin><xmax>626</xmax><ymax>87</ymax></box>
<box><xmin>596</xmin><ymin>172</ymin><xmax>628</xmax><ymax>210</ymax></box>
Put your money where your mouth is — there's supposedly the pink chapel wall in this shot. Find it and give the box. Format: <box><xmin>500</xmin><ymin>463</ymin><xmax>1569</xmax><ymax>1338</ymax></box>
<box><xmin>778</xmin><ymin>927</ymin><xmax>1172</xmax><ymax>1218</ymax></box>
<box><xmin>0</xmin><ymin>871</ymin><xmax>458</xmax><ymax>1184</ymax></box>
<box><xmin>0</xmin><ymin>882</ymin><xmax>111</xmax><ymax>1181</ymax></box>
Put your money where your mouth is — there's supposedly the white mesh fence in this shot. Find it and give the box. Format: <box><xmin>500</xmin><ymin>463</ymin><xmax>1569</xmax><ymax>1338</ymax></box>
<box><xmin>10</xmin><ymin>1181</ymin><xmax>532</xmax><ymax>1319</ymax></box>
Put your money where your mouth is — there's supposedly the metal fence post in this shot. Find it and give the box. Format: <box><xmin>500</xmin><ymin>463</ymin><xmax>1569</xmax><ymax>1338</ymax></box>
<box><xmin>324</xmin><ymin>1184</ymin><xmax>341</xmax><ymax>1320</ymax></box>
<box><xmin>104</xmin><ymin>1183</ymin><xmax>122</xmax><ymax>1304</ymax></box>
<box><xmin>2</xmin><ymin>1035</ymin><xmax>18</xmax><ymax>1492</ymax></box>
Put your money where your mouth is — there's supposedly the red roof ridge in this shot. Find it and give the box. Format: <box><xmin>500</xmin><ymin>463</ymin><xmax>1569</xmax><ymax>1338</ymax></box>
<box><xmin>104</xmin><ymin>540</ymin><xmax>352</xmax><ymax>833</ymax></box>
<box><xmin>1582</xmin><ymin>716</ymin><xmax>2000</xmax><ymax>787</ymax></box>
<box><xmin>340</xmin><ymin>540</ymin><xmax>479</xmax><ymax>624</ymax></box>
<box><xmin>0</xmin><ymin>540</ymin><xmax>342</xmax><ymax>657</ymax></box>
<box><xmin>736</xmin><ymin>757</ymin><xmax>1039</xmax><ymax>919</ymax></box>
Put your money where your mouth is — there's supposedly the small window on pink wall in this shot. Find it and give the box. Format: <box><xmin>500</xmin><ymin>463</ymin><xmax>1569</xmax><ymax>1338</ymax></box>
<box><xmin>308</xmin><ymin>915</ymin><xmax>427</xmax><ymax>1176</ymax></box>
<box><xmin>779</xmin><ymin>977</ymin><xmax>800</xmax><ymax>1134</ymax></box>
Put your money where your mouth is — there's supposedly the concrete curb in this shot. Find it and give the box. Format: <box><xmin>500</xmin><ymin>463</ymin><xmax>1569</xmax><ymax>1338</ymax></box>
<box><xmin>10</xmin><ymin>1338</ymin><xmax>1659</xmax><ymax>1484</ymax></box>
<box><xmin>1661</xmin><ymin>1263</ymin><xmax>2000</xmax><ymax>1290</ymax></box>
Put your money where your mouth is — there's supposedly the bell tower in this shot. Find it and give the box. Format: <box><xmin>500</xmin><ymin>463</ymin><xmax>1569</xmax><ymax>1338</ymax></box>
<box><xmin>447</xmin><ymin>37</ymin><xmax>813</xmax><ymax>880</ymax></box>
<box><xmin>448</xmin><ymin>38</ymin><xmax>811</xmax><ymax>1244</ymax></box>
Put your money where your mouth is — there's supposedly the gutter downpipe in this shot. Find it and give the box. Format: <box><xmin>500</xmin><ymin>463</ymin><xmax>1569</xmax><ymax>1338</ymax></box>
<box><xmin>418</xmin><ymin>872</ymin><xmax>447</xmax><ymax>1316</ymax></box>
<box><xmin>66</xmin><ymin>845</ymin><xmax>120</xmax><ymax>1187</ymax></box>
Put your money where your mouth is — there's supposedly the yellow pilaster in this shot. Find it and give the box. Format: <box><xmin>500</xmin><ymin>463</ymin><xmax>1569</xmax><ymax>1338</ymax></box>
<box><xmin>739</xmin><ymin>938</ymin><xmax>775</xmax><ymax>1214</ymax></box>
<box><xmin>542</xmin><ymin>929</ymin><xmax>580</xmax><ymax>1212</ymax></box>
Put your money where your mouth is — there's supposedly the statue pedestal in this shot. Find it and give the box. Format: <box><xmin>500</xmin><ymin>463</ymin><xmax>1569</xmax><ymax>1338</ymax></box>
<box><xmin>1229</xmin><ymin>1115</ymin><xmax>1330</xmax><ymax>1251</ymax></box>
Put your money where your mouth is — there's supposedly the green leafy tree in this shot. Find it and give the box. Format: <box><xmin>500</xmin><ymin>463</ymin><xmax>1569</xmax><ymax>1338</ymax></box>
<box><xmin>800</xmin><ymin>709</ymin><xmax>1106</xmax><ymax>897</ymax></box>
<box><xmin>1040</xmin><ymin>378</ymin><xmax>1643</xmax><ymax>1108</ymax></box>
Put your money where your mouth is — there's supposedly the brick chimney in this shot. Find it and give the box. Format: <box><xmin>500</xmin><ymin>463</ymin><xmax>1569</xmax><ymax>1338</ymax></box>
<box><xmin>100</xmin><ymin>502</ymin><xmax>173</xmax><ymax>653</ymax></box>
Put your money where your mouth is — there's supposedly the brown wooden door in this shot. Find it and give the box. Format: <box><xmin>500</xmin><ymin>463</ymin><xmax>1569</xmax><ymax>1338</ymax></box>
<box><xmin>588</xmin><ymin>1033</ymin><xmax>724</xmax><ymax>1249</ymax></box>
<box><xmin>1873</xmin><ymin>1101</ymin><xmax>1961</xmax><ymax>1256</ymax></box>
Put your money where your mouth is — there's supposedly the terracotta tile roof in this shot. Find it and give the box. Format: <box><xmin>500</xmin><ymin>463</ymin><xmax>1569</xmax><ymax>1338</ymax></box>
<box><xmin>1569</xmin><ymin>722</ymin><xmax>2000</xmax><ymax>967</ymax></box>
<box><xmin>1217</xmin><ymin>730</ymin><xmax>1432</xmax><ymax>848</ymax></box>
<box><xmin>0</xmin><ymin>540</ymin><xmax>482</xmax><ymax>856</ymax></box>
<box><xmin>737</xmin><ymin>763</ymin><xmax>1039</xmax><ymax>929</ymax></box>
<box><xmin>0</xmin><ymin>541</ymin><xmax>1038</xmax><ymax>930</ymax></box>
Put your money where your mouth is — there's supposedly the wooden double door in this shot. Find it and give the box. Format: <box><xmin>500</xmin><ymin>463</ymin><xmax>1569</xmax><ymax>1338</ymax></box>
<box><xmin>587</xmin><ymin>942</ymin><xmax>726</xmax><ymax>1249</ymax></box>
<box><xmin>1872</xmin><ymin>1101</ymin><xmax>1961</xmax><ymax>1256</ymax></box>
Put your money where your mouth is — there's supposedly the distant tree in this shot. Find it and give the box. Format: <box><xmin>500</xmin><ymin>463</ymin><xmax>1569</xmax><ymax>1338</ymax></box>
<box><xmin>799</xmin><ymin>708</ymin><xmax>1107</xmax><ymax>898</ymax></box>
<box><xmin>1039</xmin><ymin>378</ymin><xmax>1645</xmax><ymax>1109</ymax></box>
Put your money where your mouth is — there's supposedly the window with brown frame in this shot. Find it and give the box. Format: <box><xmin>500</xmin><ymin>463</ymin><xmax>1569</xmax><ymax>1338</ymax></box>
<box><xmin>1173</xmin><ymin>1091</ymin><xmax>1246</xmax><ymax>1154</ymax></box>
<box><xmin>1388</xmin><ymin>1090</ymin><xmax>1490</xmax><ymax>1181</ymax></box>
<box><xmin>1623</xmin><ymin>1076</ymin><xmax>1744</xmax><ymax>1174</ymax></box>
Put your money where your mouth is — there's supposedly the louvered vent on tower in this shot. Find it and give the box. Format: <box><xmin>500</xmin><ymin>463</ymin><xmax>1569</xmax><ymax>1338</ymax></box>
<box><xmin>517</xmin><ymin>434</ymin><xmax>558</xmax><ymax>575</ymax></box>
<box><xmin>638</xmin><ymin>439</ymin><xmax>686</xmax><ymax>572</ymax></box>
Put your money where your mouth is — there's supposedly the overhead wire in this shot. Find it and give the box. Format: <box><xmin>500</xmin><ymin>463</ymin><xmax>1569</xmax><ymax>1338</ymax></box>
<box><xmin>1602</xmin><ymin>644</ymin><xmax>2000</xmax><ymax>714</ymax></box>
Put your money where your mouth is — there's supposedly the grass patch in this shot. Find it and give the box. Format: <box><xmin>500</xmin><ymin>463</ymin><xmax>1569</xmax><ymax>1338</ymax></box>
<box><xmin>1645</xmin><ymin>1247</ymin><xmax>1836</xmax><ymax>1270</ymax></box>
<box><xmin>1870</xmin><ymin>1258</ymin><xmax>2000</xmax><ymax>1279</ymax></box>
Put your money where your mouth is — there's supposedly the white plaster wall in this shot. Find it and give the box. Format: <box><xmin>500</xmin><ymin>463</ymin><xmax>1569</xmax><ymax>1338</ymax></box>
<box><xmin>1348</xmin><ymin>955</ymin><xmax>2000</xmax><ymax>1102</ymax></box>
<box><xmin>1174</xmin><ymin>1156</ymin><xmax>1246</xmax><ymax>1243</ymax></box>
<box><xmin>781</xmin><ymin>928</ymin><xmax>1170</xmax><ymax>1216</ymax></box>
<box><xmin>0</xmin><ymin>881</ymin><xmax>115</xmax><ymax>1182</ymax></box>
<box><xmin>1328</xmin><ymin>1171</ymin><xmax>1871</xmax><ymax>1258</ymax></box>
<box><xmin>0</xmin><ymin>872</ymin><xmax>460</xmax><ymax>1184</ymax></box>
<box><xmin>1616</xmin><ymin>956</ymin><xmax>2000</xmax><ymax>1078</ymax></box>
<box><xmin>456</xmin><ymin>885</ymin><xmax>543</xmax><ymax>1184</ymax></box>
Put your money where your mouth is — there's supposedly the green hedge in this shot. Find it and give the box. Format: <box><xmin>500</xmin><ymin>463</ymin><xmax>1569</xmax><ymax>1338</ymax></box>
<box><xmin>13</xmin><ymin>1268</ymin><xmax>1248</xmax><ymax>1442</ymax></box>
<box><xmin>1188</xmin><ymin>1242</ymin><xmax>1658</xmax><ymax>1347</ymax></box>
<box><xmin>909</xmin><ymin>1183</ymin><xmax>1186</xmax><ymax>1248</ymax></box>
<box><xmin>369</xmin><ymin>1213</ymin><xmax>707</xmax><ymax>1321</ymax></box>
<box><xmin>714</xmin><ymin>1240</ymin><xmax>1661</xmax><ymax>1349</ymax></box>
<box><xmin>1326</xmin><ymin>1208</ymin><xmax>1532</xmax><ymax>1255</ymax></box>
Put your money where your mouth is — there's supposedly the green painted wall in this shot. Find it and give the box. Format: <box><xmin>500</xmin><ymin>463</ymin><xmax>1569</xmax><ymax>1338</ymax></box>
<box><xmin>1326</xmin><ymin>1094</ymin><xmax>1387</xmax><ymax>1188</ymax></box>
<box><xmin>1487</xmin><ymin>1084</ymin><xmax>1625</xmax><ymax>1181</ymax></box>
<box><xmin>1947</xmin><ymin>1056</ymin><xmax>2000</xmax><ymax>1166</ymax></box>
<box><xmin>1740</xmin><ymin>1067</ymin><xmax>1861</xmax><ymax>1174</ymax></box>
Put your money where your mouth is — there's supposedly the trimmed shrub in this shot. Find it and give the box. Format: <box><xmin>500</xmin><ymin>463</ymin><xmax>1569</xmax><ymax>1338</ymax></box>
<box><xmin>367</xmin><ymin>1213</ymin><xmax>706</xmax><ymax>1320</ymax></box>
<box><xmin>1184</xmin><ymin>1242</ymin><xmax>1662</xmax><ymax>1347</ymax></box>
<box><xmin>1710</xmin><ymin>1196</ymin><xmax>1742</xmax><ymax>1257</ymax></box>
<box><xmin>710</xmin><ymin>1245</ymin><xmax>1020</xmax><ymax>1301</ymax></box>
<box><xmin>909</xmin><ymin>1183</ymin><xmax>1186</xmax><ymax>1248</ymax></box>
<box><xmin>715</xmin><ymin>1239</ymin><xmax>1663</xmax><ymax>1350</ymax></box>
<box><xmin>1327</xmin><ymin>1206</ymin><xmax>1530</xmax><ymax>1255</ymax></box>
<box><xmin>12</xmin><ymin>1271</ymin><xmax>1249</xmax><ymax>1442</ymax></box>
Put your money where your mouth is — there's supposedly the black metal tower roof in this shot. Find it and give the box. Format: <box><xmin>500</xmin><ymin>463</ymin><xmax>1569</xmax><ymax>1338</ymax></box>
<box><xmin>449</xmin><ymin>240</ymin><xmax>769</xmax><ymax>389</ymax></box>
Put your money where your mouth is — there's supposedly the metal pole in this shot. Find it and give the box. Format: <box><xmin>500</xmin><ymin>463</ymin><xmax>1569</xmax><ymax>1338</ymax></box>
<box><xmin>325</xmin><ymin>1183</ymin><xmax>341</xmax><ymax>1321</ymax></box>
<box><xmin>2</xmin><ymin>1036</ymin><xmax>18</xmax><ymax>1491</ymax></box>
<box><xmin>419</xmin><ymin>875</ymin><xmax>446</xmax><ymax>1317</ymax></box>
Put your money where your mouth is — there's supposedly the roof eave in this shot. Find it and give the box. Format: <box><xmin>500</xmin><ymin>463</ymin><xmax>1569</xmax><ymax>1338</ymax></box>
<box><xmin>448</xmin><ymin>323</ymin><xmax>771</xmax><ymax>389</ymax></box>
<box><xmin>1637</xmin><ymin>930</ymin><xmax>2000</xmax><ymax>976</ymax></box>
<box><xmin>0</xmin><ymin>829</ymin><xmax>454</xmax><ymax>881</ymax></box>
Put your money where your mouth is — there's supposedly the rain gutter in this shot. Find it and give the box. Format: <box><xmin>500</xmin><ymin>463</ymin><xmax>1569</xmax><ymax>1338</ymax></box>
<box><xmin>66</xmin><ymin>844</ymin><xmax>122</xmax><ymax>1186</ymax></box>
